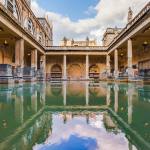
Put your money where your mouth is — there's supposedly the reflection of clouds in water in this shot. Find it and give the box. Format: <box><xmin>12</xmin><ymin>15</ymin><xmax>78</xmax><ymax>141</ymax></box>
<box><xmin>34</xmin><ymin>134</ymin><xmax>98</xmax><ymax>150</ymax></box>
<box><xmin>33</xmin><ymin>114</ymin><xmax>130</xmax><ymax>150</ymax></box>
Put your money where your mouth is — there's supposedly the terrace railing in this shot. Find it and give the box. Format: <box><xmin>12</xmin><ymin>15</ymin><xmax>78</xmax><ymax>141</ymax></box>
<box><xmin>46</xmin><ymin>46</ymin><xmax>108</xmax><ymax>51</ymax></box>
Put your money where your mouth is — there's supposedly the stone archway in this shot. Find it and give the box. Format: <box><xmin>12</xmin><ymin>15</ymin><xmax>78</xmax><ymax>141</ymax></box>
<box><xmin>89</xmin><ymin>64</ymin><xmax>100</xmax><ymax>79</ymax></box>
<box><xmin>68</xmin><ymin>64</ymin><xmax>84</xmax><ymax>80</ymax></box>
<box><xmin>51</xmin><ymin>64</ymin><xmax>62</xmax><ymax>79</ymax></box>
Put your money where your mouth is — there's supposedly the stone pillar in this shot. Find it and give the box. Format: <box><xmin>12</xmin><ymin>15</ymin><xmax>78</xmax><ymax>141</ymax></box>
<box><xmin>85</xmin><ymin>82</ymin><xmax>89</xmax><ymax>106</ymax></box>
<box><xmin>15</xmin><ymin>40</ymin><xmax>20</xmax><ymax>66</ymax></box>
<box><xmin>86</xmin><ymin>55</ymin><xmax>89</xmax><ymax>80</ymax></box>
<box><xmin>40</xmin><ymin>55</ymin><xmax>46</xmax><ymax>79</ymax></box>
<box><xmin>31</xmin><ymin>49</ymin><xmax>37</xmax><ymax>70</ymax></box>
<box><xmin>106</xmin><ymin>55</ymin><xmax>111</xmax><ymax>77</ymax></box>
<box><xmin>114</xmin><ymin>84</ymin><xmax>119</xmax><ymax>112</ymax></box>
<box><xmin>114</xmin><ymin>49</ymin><xmax>119</xmax><ymax>78</ymax></box>
<box><xmin>15</xmin><ymin>39</ymin><xmax>24</xmax><ymax>74</ymax></box>
<box><xmin>127</xmin><ymin>39</ymin><xmax>133</xmax><ymax>78</ymax></box>
<box><xmin>63</xmin><ymin>55</ymin><xmax>67</xmax><ymax>80</ymax></box>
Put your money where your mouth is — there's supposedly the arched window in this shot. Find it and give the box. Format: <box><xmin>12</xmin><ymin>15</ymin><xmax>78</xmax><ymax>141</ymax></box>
<box><xmin>7</xmin><ymin>0</ymin><xmax>20</xmax><ymax>20</ymax></box>
<box><xmin>38</xmin><ymin>32</ymin><xmax>43</xmax><ymax>43</ymax></box>
<box><xmin>27</xmin><ymin>19</ymin><xmax>34</xmax><ymax>34</ymax></box>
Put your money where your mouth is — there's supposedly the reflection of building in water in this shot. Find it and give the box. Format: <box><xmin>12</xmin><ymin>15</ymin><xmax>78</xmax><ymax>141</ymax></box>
<box><xmin>8</xmin><ymin>112</ymin><xmax>52</xmax><ymax>150</ymax></box>
<box><xmin>114</xmin><ymin>84</ymin><xmax>119</xmax><ymax>113</ymax></box>
<box><xmin>45</xmin><ymin>82</ymin><xmax>108</xmax><ymax>106</ymax></box>
<box><xmin>106</xmin><ymin>84</ymin><xmax>111</xmax><ymax>106</ymax></box>
<box><xmin>89</xmin><ymin>83</ymin><xmax>107</xmax><ymax>106</ymax></box>
<box><xmin>39</xmin><ymin>83</ymin><xmax>46</xmax><ymax>106</ymax></box>
<box><xmin>127</xmin><ymin>84</ymin><xmax>134</xmax><ymax>124</ymax></box>
<box><xmin>61</xmin><ymin>112</ymin><xmax>90</xmax><ymax>124</ymax></box>
<box><xmin>103</xmin><ymin>112</ymin><xmax>117</xmax><ymax>131</ymax></box>
<box><xmin>31</xmin><ymin>86</ymin><xmax>38</xmax><ymax>113</ymax></box>
<box><xmin>15</xmin><ymin>86</ymin><xmax>24</xmax><ymax>124</ymax></box>
<box><xmin>67</xmin><ymin>82</ymin><xmax>85</xmax><ymax>105</ymax></box>
<box><xmin>46</xmin><ymin>83</ymin><xmax>63</xmax><ymax>106</ymax></box>
<box><xmin>138</xmin><ymin>86</ymin><xmax>150</xmax><ymax>103</ymax></box>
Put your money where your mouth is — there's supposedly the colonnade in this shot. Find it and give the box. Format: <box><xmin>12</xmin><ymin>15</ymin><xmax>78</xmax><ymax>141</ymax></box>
<box><xmin>15</xmin><ymin>38</ymin><xmax>46</xmax><ymax>80</ymax></box>
<box><xmin>107</xmin><ymin>39</ymin><xmax>134</xmax><ymax>79</ymax></box>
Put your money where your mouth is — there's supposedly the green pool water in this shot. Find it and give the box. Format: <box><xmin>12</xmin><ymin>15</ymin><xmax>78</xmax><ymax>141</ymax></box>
<box><xmin>0</xmin><ymin>82</ymin><xmax>150</xmax><ymax>150</ymax></box>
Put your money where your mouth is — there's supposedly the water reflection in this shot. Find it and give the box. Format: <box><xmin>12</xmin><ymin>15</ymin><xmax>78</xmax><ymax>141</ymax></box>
<box><xmin>0</xmin><ymin>82</ymin><xmax>150</xmax><ymax>149</ymax></box>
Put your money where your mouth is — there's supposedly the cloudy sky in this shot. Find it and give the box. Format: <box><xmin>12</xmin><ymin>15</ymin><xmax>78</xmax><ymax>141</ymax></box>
<box><xmin>31</xmin><ymin>0</ymin><xmax>148</xmax><ymax>45</ymax></box>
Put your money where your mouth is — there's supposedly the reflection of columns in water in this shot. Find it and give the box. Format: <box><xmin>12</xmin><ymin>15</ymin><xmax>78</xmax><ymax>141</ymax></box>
<box><xmin>63</xmin><ymin>81</ymin><xmax>67</xmax><ymax>106</ymax></box>
<box><xmin>15</xmin><ymin>87</ymin><xmax>24</xmax><ymax>124</ymax></box>
<box><xmin>114</xmin><ymin>84</ymin><xmax>119</xmax><ymax>112</ymax></box>
<box><xmin>31</xmin><ymin>87</ymin><xmax>37</xmax><ymax>113</ymax></box>
<box><xmin>128</xmin><ymin>84</ymin><xmax>133</xmax><ymax>124</ymax></box>
<box><xmin>20</xmin><ymin>135</ymin><xmax>28</xmax><ymax>150</ymax></box>
<box><xmin>86</xmin><ymin>114</ymin><xmax>90</xmax><ymax>124</ymax></box>
<box><xmin>85</xmin><ymin>82</ymin><xmax>89</xmax><ymax>106</ymax></box>
<box><xmin>128</xmin><ymin>142</ymin><xmax>133</xmax><ymax>150</ymax></box>
<box><xmin>40</xmin><ymin>84</ymin><xmax>46</xmax><ymax>106</ymax></box>
<box><xmin>106</xmin><ymin>85</ymin><xmax>111</xmax><ymax>106</ymax></box>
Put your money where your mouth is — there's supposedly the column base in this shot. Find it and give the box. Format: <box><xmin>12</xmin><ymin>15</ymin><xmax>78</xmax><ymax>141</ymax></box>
<box><xmin>114</xmin><ymin>70</ymin><xmax>119</xmax><ymax>79</ymax></box>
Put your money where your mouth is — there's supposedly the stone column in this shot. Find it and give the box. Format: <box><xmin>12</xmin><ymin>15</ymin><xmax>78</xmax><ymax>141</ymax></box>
<box><xmin>86</xmin><ymin>55</ymin><xmax>89</xmax><ymax>80</ymax></box>
<box><xmin>63</xmin><ymin>55</ymin><xmax>67</xmax><ymax>80</ymax></box>
<box><xmin>114</xmin><ymin>49</ymin><xmax>119</xmax><ymax>78</ymax></box>
<box><xmin>15</xmin><ymin>40</ymin><xmax>20</xmax><ymax>66</ymax></box>
<box><xmin>106</xmin><ymin>55</ymin><xmax>111</xmax><ymax>77</ymax></box>
<box><xmin>85</xmin><ymin>82</ymin><xmax>89</xmax><ymax>106</ymax></box>
<box><xmin>31</xmin><ymin>49</ymin><xmax>37</xmax><ymax>70</ymax></box>
<box><xmin>127</xmin><ymin>39</ymin><xmax>133</xmax><ymax>78</ymax></box>
<box><xmin>40</xmin><ymin>55</ymin><xmax>46</xmax><ymax>79</ymax></box>
<box><xmin>15</xmin><ymin>39</ymin><xmax>24</xmax><ymax>79</ymax></box>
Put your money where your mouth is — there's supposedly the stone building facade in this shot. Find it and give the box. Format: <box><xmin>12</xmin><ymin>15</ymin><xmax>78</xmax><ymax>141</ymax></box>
<box><xmin>0</xmin><ymin>0</ymin><xmax>150</xmax><ymax>83</ymax></box>
<box><xmin>60</xmin><ymin>37</ymin><xmax>97</xmax><ymax>47</ymax></box>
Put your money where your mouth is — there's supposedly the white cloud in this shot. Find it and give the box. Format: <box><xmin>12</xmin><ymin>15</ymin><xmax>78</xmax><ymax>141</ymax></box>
<box><xmin>33</xmin><ymin>114</ymin><xmax>130</xmax><ymax>150</ymax></box>
<box><xmin>31</xmin><ymin>0</ymin><xmax>148</xmax><ymax>45</ymax></box>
